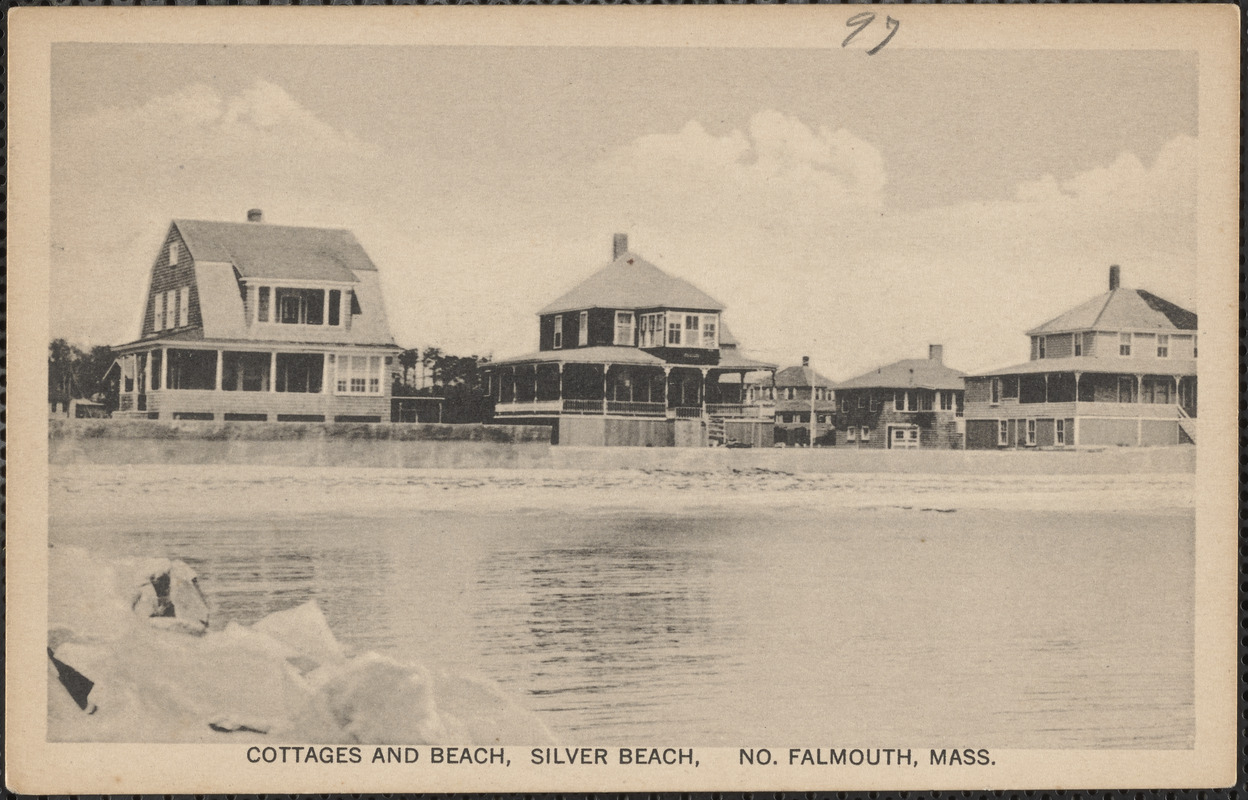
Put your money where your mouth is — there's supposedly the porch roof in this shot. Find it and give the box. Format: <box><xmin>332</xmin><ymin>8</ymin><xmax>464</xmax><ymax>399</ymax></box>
<box><xmin>110</xmin><ymin>335</ymin><xmax>401</xmax><ymax>354</ymax></box>
<box><xmin>970</xmin><ymin>355</ymin><xmax>1197</xmax><ymax>378</ymax></box>
<box><xmin>489</xmin><ymin>347</ymin><xmax>667</xmax><ymax>368</ymax></box>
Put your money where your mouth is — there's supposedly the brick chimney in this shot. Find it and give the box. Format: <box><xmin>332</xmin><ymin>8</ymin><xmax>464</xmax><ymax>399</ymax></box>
<box><xmin>247</xmin><ymin>208</ymin><xmax>264</xmax><ymax>223</ymax></box>
<box><xmin>1109</xmin><ymin>264</ymin><xmax>1120</xmax><ymax>291</ymax></box>
<box><xmin>801</xmin><ymin>355</ymin><xmax>810</xmax><ymax>368</ymax></box>
<box><xmin>613</xmin><ymin>233</ymin><xmax>628</xmax><ymax>260</ymax></box>
<box><xmin>929</xmin><ymin>344</ymin><xmax>943</xmax><ymax>362</ymax></box>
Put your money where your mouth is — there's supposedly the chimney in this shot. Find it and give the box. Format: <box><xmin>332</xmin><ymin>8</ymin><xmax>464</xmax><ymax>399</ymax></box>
<box><xmin>801</xmin><ymin>355</ymin><xmax>810</xmax><ymax>367</ymax></box>
<box><xmin>929</xmin><ymin>344</ymin><xmax>943</xmax><ymax>362</ymax></box>
<box><xmin>613</xmin><ymin>233</ymin><xmax>628</xmax><ymax>260</ymax></box>
<box><xmin>247</xmin><ymin>208</ymin><xmax>264</xmax><ymax>223</ymax></box>
<box><xmin>1108</xmin><ymin>264</ymin><xmax>1120</xmax><ymax>291</ymax></box>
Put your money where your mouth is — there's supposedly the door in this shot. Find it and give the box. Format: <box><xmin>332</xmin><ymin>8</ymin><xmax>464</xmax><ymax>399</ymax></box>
<box><xmin>889</xmin><ymin>425</ymin><xmax>920</xmax><ymax>450</ymax></box>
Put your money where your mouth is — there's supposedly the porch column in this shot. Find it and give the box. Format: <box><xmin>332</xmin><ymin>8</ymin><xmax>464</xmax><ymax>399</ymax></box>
<box><xmin>162</xmin><ymin>346</ymin><xmax>169</xmax><ymax>391</ymax></box>
<box><xmin>663</xmin><ymin>366</ymin><xmax>671</xmax><ymax>408</ymax></box>
<box><xmin>1135</xmin><ymin>374</ymin><xmax>1143</xmax><ymax>404</ymax></box>
<box><xmin>1043</xmin><ymin>373</ymin><xmax>1049</xmax><ymax>403</ymax></box>
<box><xmin>532</xmin><ymin>365</ymin><xmax>538</xmax><ymax>402</ymax></box>
<box><xmin>215</xmin><ymin>351</ymin><xmax>224</xmax><ymax>391</ymax></box>
<box><xmin>558</xmin><ymin>363</ymin><xmax>564</xmax><ymax>400</ymax></box>
<box><xmin>700</xmin><ymin>367</ymin><xmax>709</xmax><ymax>417</ymax></box>
<box><xmin>270</xmin><ymin>351</ymin><xmax>278</xmax><ymax>392</ymax></box>
<box><xmin>1073</xmin><ymin>371</ymin><xmax>1081</xmax><ymax>405</ymax></box>
<box><xmin>602</xmin><ymin>364</ymin><xmax>609</xmax><ymax>414</ymax></box>
<box><xmin>1172</xmin><ymin>375</ymin><xmax>1180</xmax><ymax>406</ymax></box>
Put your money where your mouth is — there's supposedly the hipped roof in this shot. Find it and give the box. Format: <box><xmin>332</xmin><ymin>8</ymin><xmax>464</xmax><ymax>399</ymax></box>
<box><xmin>836</xmin><ymin>358</ymin><xmax>966</xmax><ymax>391</ymax></box>
<box><xmin>970</xmin><ymin>355</ymin><xmax>1197</xmax><ymax>378</ymax></box>
<box><xmin>773</xmin><ymin>364</ymin><xmax>834</xmax><ymax>388</ymax></box>
<box><xmin>540</xmin><ymin>251</ymin><xmax>725</xmax><ymax>315</ymax></box>
<box><xmin>1027</xmin><ymin>288</ymin><xmax>1197</xmax><ymax>336</ymax></box>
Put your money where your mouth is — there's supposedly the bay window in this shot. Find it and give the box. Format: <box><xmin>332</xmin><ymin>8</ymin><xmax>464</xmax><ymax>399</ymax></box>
<box><xmin>334</xmin><ymin>354</ymin><xmax>383</xmax><ymax>395</ymax></box>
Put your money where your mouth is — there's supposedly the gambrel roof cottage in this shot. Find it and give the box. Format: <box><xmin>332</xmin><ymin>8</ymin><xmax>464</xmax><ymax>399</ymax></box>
<box><xmin>963</xmin><ymin>266</ymin><xmax>1197</xmax><ymax>448</ymax></box>
<box><xmin>110</xmin><ymin>210</ymin><xmax>401</xmax><ymax>423</ymax></box>
<box><xmin>486</xmin><ymin>234</ymin><xmax>776</xmax><ymax>446</ymax></box>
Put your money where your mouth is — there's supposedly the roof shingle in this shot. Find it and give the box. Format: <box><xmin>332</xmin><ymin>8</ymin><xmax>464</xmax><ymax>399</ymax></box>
<box><xmin>539</xmin><ymin>251</ymin><xmax>724</xmax><ymax>315</ymax></box>
<box><xmin>836</xmin><ymin>358</ymin><xmax>966</xmax><ymax>391</ymax></box>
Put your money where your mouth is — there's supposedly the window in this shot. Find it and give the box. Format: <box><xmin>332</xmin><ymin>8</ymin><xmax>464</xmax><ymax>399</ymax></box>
<box><xmin>1037</xmin><ymin>336</ymin><xmax>1046</xmax><ymax>359</ymax></box>
<box><xmin>786</xmin><ymin>388</ymin><xmax>797</xmax><ymax>401</ymax></box>
<box><xmin>615</xmin><ymin>312</ymin><xmax>635</xmax><ymax>346</ymax></box>
<box><xmin>154</xmin><ymin>293</ymin><xmax>165</xmax><ymax>332</ymax></box>
<box><xmin>939</xmin><ymin>391</ymin><xmax>953</xmax><ymax>411</ymax></box>
<box><xmin>1074</xmin><ymin>332</ymin><xmax>1083</xmax><ymax>357</ymax></box>
<box><xmin>667</xmin><ymin>317</ymin><xmax>681</xmax><ymax>345</ymax></box>
<box><xmin>919</xmin><ymin>391</ymin><xmax>933</xmax><ymax>411</ymax></box>
<box><xmin>578</xmin><ymin>311</ymin><xmax>589</xmax><ymax>346</ymax></box>
<box><xmin>685</xmin><ymin>316</ymin><xmax>700</xmax><ymax>345</ymax></box>
<box><xmin>168</xmin><ymin>242</ymin><xmax>179</xmax><ymax>265</ymax></box>
<box><xmin>858</xmin><ymin>395</ymin><xmax>866</xmax><ymax>409</ymax></box>
<box><xmin>1194</xmin><ymin>335</ymin><xmax>1198</xmax><ymax>358</ymax></box>
<box><xmin>860</xmin><ymin>426</ymin><xmax>870</xmax><ymax>441</ymax></box>
<box><xmin>275</xmin><ymin>288</ymin><xmax>325</xmax><ymax>325</ymax></box>
<box><xmin>178</xmin><ymin>288</ymin><xmax>189</xmax><ymax>328</ymax></box>
<box><xmin>702</xmin><ymin>319</ymin><xmax>717</xmax><ymax>348</ymax></box>
<box><xmin>894</xmin><ymin>391</ymin><xmax>905</xmax><ymax>411</ymax></box>
<box><xmin>847</xmin><ymin>427</ymin><xmax>857</xmax><ymax>441</ymax></box>
<box><xmin>1056</xmin><ymin>419</ymin><xmax>1066</xmax><ymax>445</ymax></box>
<box><xmin>997</xmin><ymin>420</ymin><xmax>1008</xmax><ymax>446</ymax></box>
<box><xmin>1026</xmin><ymin>419</ymin><xmax>1036</xmax><ymax>446</ymax></box>
<box><xmin>869</xmin><ymin>394</ymin><xmax>880</xmax><ymax>412</ymax></box>
<box><xmin>166</xmin><ymin>290</ymin><xmax>177</xmax><ymax>328</ymax></box>
<box><xmin>1119</xmin><ymin>333</ymin><xmax>1131</xmax><ymax>356</ymax></box>
<box><xmin>1157</xmin><ymin>334</ymin><xmax>1169</xmax><ymax>358</ymax></box>
<box><xmin>335</xmin><ymin>354</ymin><xmax>383</xmax><ymax>395</ymax></box>
<box><xmin>328</xmin><ymin>290</ymin><xmax>342</xmax><ymax>327</ymax></box>
<box><xmin>553</xmin><ymin>315</ymin><xmax>563</xmax><ymax>349</ymax></box>
<box><xmin>991</xmin><ymin>378</ymin><xmax>1001</xmax><ymax>404</ymax></box>
<box><xmin>275</xmin><ymin>353</ymin><xmax>324</xmax><ymax>393</ymax></box>
<box><xmin>257</xmin><ymin>287</ymin><xmax>271</xmax><ymax>323</ymax></box>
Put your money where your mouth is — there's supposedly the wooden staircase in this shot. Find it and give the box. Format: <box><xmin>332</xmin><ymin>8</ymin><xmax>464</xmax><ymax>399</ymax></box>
<box><xmin>1177</xmin><ymin>406</ymin><xmax>1196</xmax><ymax>444</ymax></box>
<box><xmin>706</xmin><ymin>416</ymin><xmax>726</xmax><ymax>446</ymax></box>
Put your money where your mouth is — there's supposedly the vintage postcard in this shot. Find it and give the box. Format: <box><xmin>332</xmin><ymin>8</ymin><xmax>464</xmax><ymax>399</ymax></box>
<box><xmin>6</xmin><ymin>4</ymin><xmax>1240</xmax><ymax>794</ymax></box>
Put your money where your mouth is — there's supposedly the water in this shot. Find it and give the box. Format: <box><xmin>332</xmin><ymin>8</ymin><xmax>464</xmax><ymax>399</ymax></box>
<box><xmin>53</xmin><ymin>504</ymin><xmax>1194</xmax><ymax>749</ymax></box>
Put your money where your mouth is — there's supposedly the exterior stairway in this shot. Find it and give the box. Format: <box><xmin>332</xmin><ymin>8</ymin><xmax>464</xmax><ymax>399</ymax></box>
<box><xmin>706</xmin><ymin>416</ymin><xmax>726</xmax><ymax>446</ymax></box>
<box><xmin>1177</xmin><ymin>407</ymin><xmax>1196</xmax><ymax>444</ymax></box>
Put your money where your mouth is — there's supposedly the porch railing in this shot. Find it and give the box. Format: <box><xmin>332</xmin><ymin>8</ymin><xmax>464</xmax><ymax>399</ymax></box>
<box><xmin>606</xmin><ymin>400</ymin><xmax>666</xmax><ymax>416</ymax></box>
<box><xmin>706</xmin><ymin>403</ymin><xmax>762</xmax><ymax>418</ymax></box>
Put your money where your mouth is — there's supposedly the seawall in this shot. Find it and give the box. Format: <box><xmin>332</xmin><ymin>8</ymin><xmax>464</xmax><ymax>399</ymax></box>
<box><xmin>49</xmin><ymin>419</ymin><xmax>1194</xmax><ymax>474</ymax></box>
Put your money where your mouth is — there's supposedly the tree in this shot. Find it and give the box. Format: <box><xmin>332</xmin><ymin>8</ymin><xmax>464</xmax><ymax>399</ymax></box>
<box><xmin>49</xmin><ymin>339</ymin><xmax>117</xmax><ymax>409</ymax></box>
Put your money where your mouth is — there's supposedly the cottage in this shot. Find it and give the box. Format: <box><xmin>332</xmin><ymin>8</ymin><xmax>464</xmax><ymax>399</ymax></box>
<box><xmin>486</xmin><ymin>234</ymin><xmax>776</xmax><ymax>446</ymax></box>
<box><xmin>109</xmin><ymin>210</ymin><xmax>401</xmax><ymax>423</ymax></box>
<box><xmin>833</xmin><ymin>345</ymin><xmax>966</xmax><ymax>449</ymax></box>
<box><xmin>752</xmin><ymin>357</ymin><xmax>836</xmax><ymax>446</ymax></box>
<box><xmin>963</xmin><ymin>266</ymin><xmax>1196</xmax><ymax>448</ymax></box>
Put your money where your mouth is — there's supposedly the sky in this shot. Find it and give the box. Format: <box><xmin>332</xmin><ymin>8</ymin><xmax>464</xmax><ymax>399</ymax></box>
<box><xmin>50</xmin><ymin>43</ymin><xmax>1198</xmax><ymax>378</ymax></box>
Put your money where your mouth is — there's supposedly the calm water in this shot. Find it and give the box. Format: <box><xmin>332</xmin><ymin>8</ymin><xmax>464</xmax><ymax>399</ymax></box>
<box><xmin>54</xmin><ymin>505</ymin><xmax>1194</xmax><ymax>748</ymax></box>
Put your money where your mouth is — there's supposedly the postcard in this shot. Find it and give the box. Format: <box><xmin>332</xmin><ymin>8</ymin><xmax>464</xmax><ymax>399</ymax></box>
<box><xmin>6</xmin><ymin>4</ymin><xmax>1239</xmax><ymax>794</ymax></box>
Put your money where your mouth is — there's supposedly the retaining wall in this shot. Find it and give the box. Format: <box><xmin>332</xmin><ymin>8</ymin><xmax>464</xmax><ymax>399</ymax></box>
<box><xmin>49</xmin><ymin>419</ymin><xmax>1194</xmax><ymax>474</ymax></box>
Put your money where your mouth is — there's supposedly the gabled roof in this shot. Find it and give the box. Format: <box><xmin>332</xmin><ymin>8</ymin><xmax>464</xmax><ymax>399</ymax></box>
<box><xmin>970</xmin><ymin>354</ymin><xmax>1196</xmax><ymax>378</ymax></box>
<box><xmin>773</xmin><ymin>365</ymin><xmax>834</xmax><ymax>388</ymax></box>
<box><xmin>539</xmin><ymin>251</ymin><xmax>725</xmax><ymax>315</ymax></box>
<box><xmin>174</xmin><ymin>219</ymin><xmax>374</xmax><ymax>283</ymax></box>
<box><xmin>836</xmin><ymin>358</ymin><xmax>966</xmax><ymax>391</ymax></box>
<box><xmin>1027</xmin><ymin>288</ymin><xmax>1197</xmax><ymax>335</ymax></box>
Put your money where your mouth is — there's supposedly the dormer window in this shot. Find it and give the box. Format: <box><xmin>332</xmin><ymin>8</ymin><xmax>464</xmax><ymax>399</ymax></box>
<box><xmin>614</xmin><ymin>312</ymin><xmax>635</xmax><ymax>346</ymax></box>
<box><xmin>254</xmin><ymin>284</ymin><xmax>348</xmax><ymax>327</ymax></box>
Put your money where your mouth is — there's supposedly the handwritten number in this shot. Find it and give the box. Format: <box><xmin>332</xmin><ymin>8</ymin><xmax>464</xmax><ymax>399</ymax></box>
<box><xmin>842</xmin><ymin>12</ymin><xmax>900</xmax><ymax>56</ymax></box>
<box><xmin>842</xmin><ymin>12</ymin><xmax>875</xmax><ymax>49</ymax></box>
<box><xmin>867</xmin><ymin>16</ymin><xmax>900</xmax><ymax>56</ymax></box>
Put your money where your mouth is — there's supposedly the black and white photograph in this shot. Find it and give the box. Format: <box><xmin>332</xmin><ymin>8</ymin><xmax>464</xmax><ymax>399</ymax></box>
<box><xmin>6</xmin><ymin>5</ymin><xmax>1239</xmax><ymax>794</ymax></box>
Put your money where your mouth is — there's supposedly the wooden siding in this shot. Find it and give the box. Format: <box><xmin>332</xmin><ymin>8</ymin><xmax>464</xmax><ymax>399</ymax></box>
<box><xmin>142</xmin><ymin>227</ymin><xmax>203</xmax><ymax>337</ymax></box>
